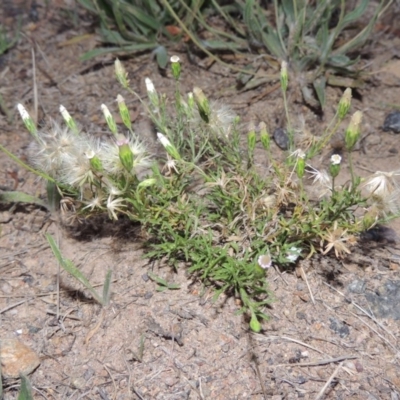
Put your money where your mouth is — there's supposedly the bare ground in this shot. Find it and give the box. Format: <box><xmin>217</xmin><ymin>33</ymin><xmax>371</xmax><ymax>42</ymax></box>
<box><xmin>1</xmin><ymin>1</ymin><xmax>400</xmax><ymax>399</ymax></box>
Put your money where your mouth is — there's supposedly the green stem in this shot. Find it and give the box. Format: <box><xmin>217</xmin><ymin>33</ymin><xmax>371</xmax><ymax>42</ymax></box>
<box><xmin>347</xmin><ymin>151</ymin><xmax>355</xmax><ymax>188</ymax></box>
<box><xmin>0</xmin><ymin>144</ymin><xmax>55</xmax><ymax>183</ymax></box>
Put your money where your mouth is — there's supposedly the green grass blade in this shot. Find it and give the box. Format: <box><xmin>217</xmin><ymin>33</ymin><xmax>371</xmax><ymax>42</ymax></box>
<box><xmin>154</xmin><ymin>45</ymin><xmax>168</xmax><ymax>69</ymax></box>
<box><xmin>46</xmin><ymin>234</ymin><xmax>104</xmax><ymax>305</ymax></box>
<box><xmin>80</xmin><ymin>43</ymin><xmax>158</xmax><ymax>60</ymax></box>
<box><xmin>147</xmin><ymin>271</ymin><xmax>169</xmax><ymax>286</ymax></box>
<box><xmin>17</xmin><ymin>375</ymin><xmax>33</xmax><ymax>400</ymax></box>
<box><xmin>118</xmin><ymin>2</ymin><xmax>160</xmax><ymax>31</ymax></box>
<box><xmin>0</xmin><ymin>191</ymin><xmax>48</xmax><ymax>209</ymax></box>
<box><xmin>313</xmin><ymin>76</ymin><xmax>326</xmax><ymax>108</ymax></box>
<box><xmin>340</xmin><ymin>0</ymin><xmax>369</xmax><ymax>28</ymax></box>
<box><xmin>211</xmin><ymin>0</ymin><xmax>246</xmax><ymax>37</ymax></box>
<box><xmin>102</xmin><ymin>270</ymin><xmax>112</xmax><ymax>305</ymax></box>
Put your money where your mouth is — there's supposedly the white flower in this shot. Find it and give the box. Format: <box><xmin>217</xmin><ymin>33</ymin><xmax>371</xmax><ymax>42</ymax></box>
<box><xmin>170</xmin><ymin>55</ymin><xmax>180</xmax><ymax>63</ymax></box>
<box><xmin>330</xmin><ymin>154</ymin><xmax>342</xmax><ymax>165</ymax></box>
<box><xmin>258</xmin><ymin>255</ymin><xmax>272</xmax><ymax>269</ymax></box>
<box><xmin>85</xmin><ymin>149</ymin><xmax>96</xmax><ymax>159</ymax></box>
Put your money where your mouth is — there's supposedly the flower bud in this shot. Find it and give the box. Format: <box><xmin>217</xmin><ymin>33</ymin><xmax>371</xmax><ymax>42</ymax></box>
<box><xmin>329</xmin><ymin>154</ymin><xmax>342</xmax><ymax>178</ymax></box>
<box><xmin>138</xmin><ymin>178</ymin><xmax>157</xmax><ymax>188</ymax></box>
<box><xmin>17</xmin><ymin>103</ymin><xmax>37</xmax><ymax>138</ymax></box>
<box><xmin>170</xmin><ymin>55</ymin><xmax>181</xmax><ymax>80</ymax></box>
<box><xmin>157</xmin><ymin>132</ymin><xmax>181</xmax><ymax>160</ymax></box>
<box><xmin>60</xmin><ymin>105</ymin><xmax>79</xmax><ymax>135</ymax></box>
<box><xmin>280</xmin><ymin>61</ymin><xmax>288</xmax><ymax>92</ymax></box>
<box><xmin>116</xmin><ymin>135</ymin><xmax>133</xmax><ymax>172</ymax></box>
<box><xmin>259</xmin><ymin>122</ymin><xmax>270</xmax><ymax>151</ymax></box>
<box><xmin>296</xmin><ymin>157</ymin><xmax>306</xmax><ymax>179</ymax></box>
<box><xmin>187</xmin><ymin>92</ymin><xmax>195</xmax><ymax>110</ymax></box>
<box><xmin>250</xmin><ymin>313</ymin><xmax>261</xmax><ymax>333</ymax></box>
<box><xmin>101</xmin><ymin>104</ymin><xmax>118</xmax><ymax>136</ymax></box>
<box><xmin>345</xmin><ymin>111</ymin><xmax>362</xmax><ymax>151</ymax></box>
<box><xmin>145</xmin><ymin>77</ymin><xmax>159</xmax><ymax>110</ymax></box>
<box><xmin>116</xmin><ymin>94</ymin><xmax>132</xmax><ymax>131</ymax></box>
<box><xmin>338</xmin><ymin>88</ymin><xmax>352</xmax><ymax>120</ymax></box>
<box><xmin>115</xmin><ymin>59</ymin><xmax>129</xmax><ymax>88</ymax></box>
<box><xmin>86</xmin><ymin>151</ymin><xmax>102</xmax><ymax>172</ymax></box>
<box><xmin>193</xmin><ymin>87</ymin><xmax>211</xmax><ymax>123</ymax></box>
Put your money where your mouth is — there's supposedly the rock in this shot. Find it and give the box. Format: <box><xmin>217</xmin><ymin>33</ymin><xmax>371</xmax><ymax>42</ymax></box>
<box><xmin>0</xmin><ymin>339</ymin><xmax>40</xmax><ymax>379</ymax></box>
<box><xmin>366</xmin><ymin>279</ymin><xmax>400</xmax><ymax>319</ymax></box>
<box><xmin>273</xmin><ymin>127</ymin><xmax>290</xmax><ymax>150</ymax></box>
<box><xmin>329</xmin><ymin>317</ymin><xmax>350</xmax><ymax>338</ymax></box>
<box><xmin>348</xmin><ymin>279</ymin><xmax>366</xmax><ymax>294</ymax></box>
<box><xmin>383</xmin><ymin>111</ymin><xmax>400</xmax><ymax>133</ymax></box>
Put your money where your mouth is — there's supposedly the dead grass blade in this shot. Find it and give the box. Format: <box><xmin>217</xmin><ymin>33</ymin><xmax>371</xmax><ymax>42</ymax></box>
<box><xmin>314</xmin><ymin>361</ymin><xmax>343</xmax><ymax>400</ymax></box>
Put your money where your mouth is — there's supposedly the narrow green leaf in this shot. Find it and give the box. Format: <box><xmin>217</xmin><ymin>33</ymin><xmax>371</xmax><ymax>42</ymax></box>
<box><xmin>46</xmin><ymin>181</ymin><xmax>60</xmax><ymax>212</ymax></box>
<box><xmin>99</xmin><ymin>26</ymin><xmax>134</xmax><ymax>45</ymax></box>
<box><xmin>0</xmin><ymin>191</ymin><xmax>48</xmax><ymax>209</ymax></box>
<box><xmin>147</xmin><ymin>271</ymin><xmax>168</xmax><ymax>286</ymax></box>
<box><xmin>154</xmin><ymin>45</ymin><xmax>168</xmax><ymax>69</ymax></box>
<box><xmin>17</xmin><ymin>375</ymin><xmax>33</xmax><ymax>400</ymax></box>
<box><xmin>46</xmin><ymin>234</ymin><xmax>104</xmax><ymax>305</ymax></box>
<box><xmin>80</xmin><ymin>43</ymin><xmax>158</xmax><ymax>61</ymax></box>
<box><xmin>340</xmin><ymin>0</ymin><xmax>369</xmax><ymax>28</ymax></box>
<box><xmin>313</xmin><ymin>76</ymin><xmax>326</xmax><ymax>108</ymax></box>
<box><xmin>121</xmin><ymin>3</ymin><xmax>160</xmax><ymax>31</ymax></box>
<box><xmin>333</xmin><ymin>10</ymin><xmax>381</xmax><ymax>56</ymax></box>
<box><xmin>102</xmin><ymin>270</ymin><xmax>112</xmax><ymax>305</ymax></box>
<box><xmin>261</xmin><ymin>31</ymin><xmax>285</xmax><ymax>59</ymax></box>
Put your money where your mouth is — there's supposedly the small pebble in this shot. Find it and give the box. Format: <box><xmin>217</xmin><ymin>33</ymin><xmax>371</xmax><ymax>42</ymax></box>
<box><xmin>329</xmin><ymin>317</ymin><xmax>350</xmax><ymax>338</ymax></box>
<box><xmin>383</xmin><ymin>111</ymin><xmax>400</xmax><ymax>133</ymax></box>
<box><xmin>348</xmin><ymin>279</ymin><xmax>366</xmax><ymax>294</ymax></box>
<box><xmin>273</xmin><ymin>127</ymin><xmax>290</xmax><ymax>150</ymax></box>
<box><xmin>0</xmin><ymin>339</ymin><xmax>40</xmax><ymax>379</ymax></box>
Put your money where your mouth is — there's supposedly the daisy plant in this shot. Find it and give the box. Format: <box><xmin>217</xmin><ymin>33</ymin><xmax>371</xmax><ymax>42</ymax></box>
<box><xmin>5</xmin><ymin>57</ymin><xmax>400</xmax><ymax>331</ymax></box>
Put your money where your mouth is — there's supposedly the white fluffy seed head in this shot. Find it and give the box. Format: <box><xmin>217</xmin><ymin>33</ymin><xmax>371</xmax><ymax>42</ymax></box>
<box><xmin>190</xmin><ymin>101</ymin><xmax>236</xmax><ymax>139</ymax></box>
<box><xmin>100</xmin><ymin>134</ymin><xmax>151</xmax><ymax>176</ymax></box>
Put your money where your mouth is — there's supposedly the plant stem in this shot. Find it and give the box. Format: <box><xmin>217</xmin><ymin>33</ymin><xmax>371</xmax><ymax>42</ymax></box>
<box><xmin>0</xmin><ymin>143</ymin><xmax>55</xmax><ymax>183</ymax></box>
<box><xmin>347</xmin><ymin>151</ymin><xmax>356</xmax><ymax>187</ymax></box>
